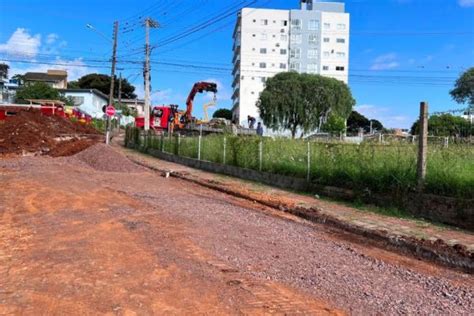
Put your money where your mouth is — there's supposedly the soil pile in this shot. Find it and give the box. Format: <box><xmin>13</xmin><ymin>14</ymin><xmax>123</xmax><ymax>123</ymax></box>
<box><xmin>0</xmin><ymin>108</ymin><xmax>101</xmax><ymax>156</ymax></box>
<box><xmin>74</xmin><ymin>143</ymin><xmax>145</xmax><ymax>172</ymax></box>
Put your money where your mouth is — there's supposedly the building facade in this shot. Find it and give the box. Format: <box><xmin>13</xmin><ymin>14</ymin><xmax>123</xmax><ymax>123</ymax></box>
<box><xmin>59</xmin><ymin>89</ymin><xmax>109</xmax><ymax>119</ymax></box>
<box><xmin>232</xmin><ymin>0</ymin><xmax>350</xmax><ymax>127</ymax></box>
<box><xmin>24</xmin><ymin>69</ymin><xmax>68</xmax><ymax>89</ymax></box>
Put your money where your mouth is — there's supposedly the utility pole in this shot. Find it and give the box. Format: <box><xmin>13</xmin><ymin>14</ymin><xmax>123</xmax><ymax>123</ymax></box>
<box><xmin>144</xmin><ymin>17</ymin><xmax>158</xmax><ymax>131</ymax></box>
<box><xmin>118</xmin><ymin>72</ymin><xmax>122</xmax><ymax>131</ymax></box>
<box><xmin>417</xmin><ymin>101</ymin><xmax>428</xmax><ymax>192</ymax></box>
<box><xmin>106</xmin><ymin>20</ymin><xmax>119</xmax><ymax>145</ymax></box>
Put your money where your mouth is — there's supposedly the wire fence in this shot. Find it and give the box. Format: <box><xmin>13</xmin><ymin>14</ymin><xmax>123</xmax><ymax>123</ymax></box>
<box><xmin>125</xmin><ymin>127</ymin><xmax>473</xmax><ymax>200</ymax></box>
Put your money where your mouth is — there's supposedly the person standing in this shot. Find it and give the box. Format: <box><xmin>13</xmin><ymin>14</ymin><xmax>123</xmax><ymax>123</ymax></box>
<box><xmin>247</xmin><ymin>115</ymin><xmax>256</xmax><ymax>129</ymax></box>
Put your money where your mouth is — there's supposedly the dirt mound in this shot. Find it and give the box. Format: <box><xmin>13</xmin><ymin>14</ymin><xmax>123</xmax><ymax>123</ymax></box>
<box><xmin>0</xmin><ymin>108</ymin><xmax>101</xmax><ymax>156</ymax></box>
<box><xmin>48</xmin><ymin>138</ymin><xmax>101</xmax><ymax>157</ymax></box>
<box><xmin>74</xmin><ymin>143</ymin><xmax>146</xmax><ymax>172</ymax></box>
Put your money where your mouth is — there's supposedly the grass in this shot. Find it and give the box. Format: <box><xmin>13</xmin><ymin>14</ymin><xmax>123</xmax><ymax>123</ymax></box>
<box><xmin>126</xmin><ymin>128</ymin><xmax>473</xmax><ymax>200</ymax></box>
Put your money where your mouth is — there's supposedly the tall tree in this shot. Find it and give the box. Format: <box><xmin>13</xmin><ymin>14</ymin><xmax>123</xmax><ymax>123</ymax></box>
<box><xmin>257</xmin><ymin>72</ymin><xmax>355</xmax><ymax>138</ymax></box>
<box><xmin>75</xmin><ymin>73</ymin><xmax>137</xmax><ymax>99</ymax></box>
<box><xmin>347</xmin><ymin>111</ymin><xmax>370</xmax><ymax>133</ymax></box>
<box><xmin>450</xmin><ymin>67</ymin><xmax>474</xmax><ymax>106</ymax></box>
<box><xmin>410</xmin><ymin>114</ymin><xmax>473</xmax><ymax>137</ymax></box>
<box><xmin>0</xmin><ymin>63</ymin><xmax>9</xmax><ymax>79</ymax></box>
<box><xmin>212</xmin><ymin>108</ymin><xmax>232</xmax><ymax>120</ymax></box>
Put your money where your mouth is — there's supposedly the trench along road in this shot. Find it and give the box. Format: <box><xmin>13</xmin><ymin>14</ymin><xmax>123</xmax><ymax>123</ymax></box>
<box><xmin>0</xmin><ymin>150</ymin><xmax>473</xmax><ymax>315</ymax></box>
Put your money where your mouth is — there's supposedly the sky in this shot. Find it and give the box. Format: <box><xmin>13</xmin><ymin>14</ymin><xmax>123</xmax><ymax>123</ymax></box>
<box><xmin>1</xmin><ymin>0</ymin><xmax>473</xmax><ymax>128</ymax></box>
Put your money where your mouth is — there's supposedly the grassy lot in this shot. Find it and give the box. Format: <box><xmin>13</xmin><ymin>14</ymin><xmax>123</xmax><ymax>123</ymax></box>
<box><xmin>127</xmin><ymin>129</ymin><xmax>473</xmax><ymax>199</ymax></box>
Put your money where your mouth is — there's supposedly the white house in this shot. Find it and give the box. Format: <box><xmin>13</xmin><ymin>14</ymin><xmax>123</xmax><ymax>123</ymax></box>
<box><xmin>59</xmin><ymin>89</ymin><xmax>109</xmax><ymax>118</ymax></box>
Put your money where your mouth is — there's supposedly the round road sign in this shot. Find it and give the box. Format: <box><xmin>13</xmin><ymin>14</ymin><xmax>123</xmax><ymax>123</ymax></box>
<box><xmin>106</xmin><ymin>105</ymin><xmax>116</xmax><ymax>117</ymax></box>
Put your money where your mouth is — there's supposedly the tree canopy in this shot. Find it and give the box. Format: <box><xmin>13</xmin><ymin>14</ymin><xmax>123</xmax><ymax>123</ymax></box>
<box><xmin>450</xmin><ymin>67</ymin><xmax>474</xmax><ymax>106</ymax></box>
<box><xmin>0</xmin><ymin>63</ymin><xmax>9</xmax><ymax>79</ymax></box>
<box><xmin>257</xmin><ymin>72</ymin><xmax>355</xmax><ymax>138</ymax></box>
<box><xmin>347</xmin><ymin>111</ymin><xmax>384</xmax><ymax>134</ymax></box>
<box><xmin>212</xmin><ymin>108</ymin><xmax>232</xmax><ymax>120</ymax></box>
<box><xmin>71</xmin><ymin>73</ymin><xmax>137</xmax><ymax>99</ymax></box>
<box><xmin>410</xmin><ymin>114</ymin><xmax>473</xmax><ymax>137</ymax></box>
<box><xmin>15</xmin><ymin>82</ymin><xmax>63</xmax><ymax>102</ymax></box>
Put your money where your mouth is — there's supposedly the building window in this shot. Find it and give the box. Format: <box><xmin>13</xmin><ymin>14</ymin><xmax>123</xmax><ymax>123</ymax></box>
<box><xmin>291</xmin><ymin>19</ymin><xmax>301</xmax><ymax>30</ymax></box>
<box><xmin>308</xmin><ymin>49</ymin><xmax>318</xmax><ymax>59</ymax></box>
<box><xmin>323</xmin><ymin>65</ymin><xmax>329</xmax><ymax>71</ymax></box>
<box><xmin>323</xmin><ymin>23</ymin><xmax>330</xmax><ymax>29</ymax></box>
<box><xmin>261</xmin><ymin>33</ymin><xmax>267</xmax><ymax>40</ymax></box>
<box><xmin>261</xmin><ymin>77</ymin><xmax>266</xmax><ymax>83</ymax></box>
<box><xmin>280</xmin><ymin>34</ymin><xmax>288</xmax><ymax>41</ymax></box>
<box><xmin>336</xmin><ymin>38</ymin><xmax>346</xmax><ymax>43</ymax></box>
<box><xmin>290</xmin><ymin>62</ymin><xmax>300</xmax><ymax>71</ymax></box>
<box><xmin>261</xmin><ymin>19</ymin><xmax>268</xmax><ymax>25</ymax></box>
<box><xmin>323</xmin><ymin>37</ymin><xmax>330</xmax><ymax>43</ymax></box>
<box><xmin>308</xmin><ymin>19</ymin><xmax>319</xmax><ymax>31</ymax></box>
<box><xmin>337</xmin><ymin>23</ymin><xmax>346</xmax><ymax>30</ymax></box>
<box><xmin>280</xmin><ymin>48</ymin><xmax>287</xmax><ymax>55</ymax></box>
<box><xmin>307</xmin><ymin>64</ymin><xmax>318</xmax><ymax>73</ymax></box>
<box><xmin>336</xmin><ymin>52</ymin><xmax>346</xmax><ymax>58</ymax></box>
<box><xmin>253</xmin><ymin>19</ymin><xmax>256</xmax><ymax>23</ymax></box>
<box><xmin>290</xmin><ymin>34</ymin><xmax>302</xmax><ymax>43</ymax></box>
<box><xmin>259</xmin><ymin>62</ymin><xmax>266</xmax><ymax>68</ymax></box>
<box><xmin>282</xmin><ymin>20</ymin><xmax>288</xmax><ymax>26</ymax></box>
<box><xmin>252</xmin><ymin>48</ymin><xmax>256</xmax><ymax>51</ymax></box>
<box><xmin>290</xmin><ymin>48</ymin><xmax>301</xmax><ymax>59</ymax></box>
<box><xmin>323</xmin><ymin>51</ymin><xmax>330</xmax><ymax>57</ymax></box>
<box><xmin>252</xmin><ymin>34</ymin><xmax>256</xmax><ymax>37</ymax></box>
<box><xmin>336</xmin><ymin>66</ymin><xmax>345</xmax><ymax>71</ymax></box>
<box><xmin>280</xmin><ymin>63</ymin><xmax>287</xmax><ymax>69</ymax></box>
<box><xmin>308</xmin><ymin>34</ymin><xmax>318</xmax><ymax>45</ymax></box>
<box><xmin>260</xmin><ymin>48</ymin><xmax>267</xmax><ymax>54</ymax></box>
<box><xmin>272</xmin><ymin>34</ymin><xmax>276</xmax><ymax>38</ymax></box>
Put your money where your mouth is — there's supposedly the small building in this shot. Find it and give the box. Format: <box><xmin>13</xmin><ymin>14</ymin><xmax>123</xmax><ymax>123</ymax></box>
<box><xmin>24</xmin><ymin>69</ymin><xmax>68</xmax><ymax>89</ymax></box>
<box><xmin>0</xmin><ymin>79</ymin><xmax>20</xmax><ymax>104</ymax></box>
<box><xmin>59</xmin><ymin>89</ymin><xmax>109</xmax><ymax>118</ymax></box>
<box><xmin>115</xmin><ymin>98</ymin><xmax>145</xmax><ymax>116</ymax></box>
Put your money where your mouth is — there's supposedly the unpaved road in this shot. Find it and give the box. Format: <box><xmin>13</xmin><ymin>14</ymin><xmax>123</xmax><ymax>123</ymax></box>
<box><xmin>1</xmin><ymin>150</ymin><xmax>473</xmax><ymax>315</ymax></box>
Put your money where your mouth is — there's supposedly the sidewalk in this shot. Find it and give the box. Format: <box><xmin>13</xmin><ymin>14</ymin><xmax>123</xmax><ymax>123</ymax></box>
<box><xmin>117</xmin><ymin>145</ymin><xmax>474</xmax><ymax>271</ymax></box>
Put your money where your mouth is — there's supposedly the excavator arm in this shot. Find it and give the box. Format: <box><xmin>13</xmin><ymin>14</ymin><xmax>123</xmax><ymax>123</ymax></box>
<box><xmin>185</xmin><ymin>82</ymin><xmax>218</xmax><ymax>123</ymax></box>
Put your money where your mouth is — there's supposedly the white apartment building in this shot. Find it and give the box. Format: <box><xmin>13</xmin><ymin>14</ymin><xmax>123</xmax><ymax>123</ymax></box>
<box><xmin>232</xmin><ymin>0</ymin><xmax>350</xmax><ymax>127</ymax></box>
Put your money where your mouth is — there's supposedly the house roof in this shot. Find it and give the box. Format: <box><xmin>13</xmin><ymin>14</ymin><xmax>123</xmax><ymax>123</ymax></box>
<box><xmin>59</xmin><ymin>89</ymin><xmax>109</xmax><ymax>101</ymax></box>
<box><xmin>24</xmin><ymin>72</ymin><xmax>67</xmax><ymax>82</ymax></box>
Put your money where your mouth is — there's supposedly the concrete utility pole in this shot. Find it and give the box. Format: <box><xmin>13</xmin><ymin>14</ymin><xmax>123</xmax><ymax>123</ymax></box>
<box><xmin>118</xmin><ymin>72</ymin><xmax>122</xmax><ymax>131</ymax></box>
<box><xmin>417</xmin><ymin>101</ymin><xmax>428</xmax><ymax>192</ymax></box>
<box><xmin>106</xmin><ymin>21</ymin><xmax>119</xmax><ymax>145</ymax></box>
<box><xmin>144</xmin><ymin>18</ymin><xmax>159</xmax><ymax>131</ymax></box>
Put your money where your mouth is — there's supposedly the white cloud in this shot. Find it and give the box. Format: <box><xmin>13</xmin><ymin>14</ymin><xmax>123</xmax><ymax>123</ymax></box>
<box><xmin>370</xmin><ymin>53</ymin><xmax>400</xmax><ymax>70</ymax></box>
<box><xmin>46</xmin><ymin>33</ymin><xmax>59</xmax><ymax>44</ymax></box>
<box><xmin>0</xmin><ymin>28</ymin><xmax>41</xmax><ymax>57</ymax></box>
<box><xmin>458</xmin><ymin>0</ymin><xmax>474</xmax><ymax>7</ymax></box>
<box><xmin>356</xmin><ymin>104</ymin><xmax>413</xmax><ymax>128</ymax></box>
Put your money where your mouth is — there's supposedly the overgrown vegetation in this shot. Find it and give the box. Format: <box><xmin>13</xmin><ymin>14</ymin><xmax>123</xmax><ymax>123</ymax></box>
<box><xmin>126</xmin><ymin>128</ymin><xmax>473</xmax><ymax>199</ymax></box>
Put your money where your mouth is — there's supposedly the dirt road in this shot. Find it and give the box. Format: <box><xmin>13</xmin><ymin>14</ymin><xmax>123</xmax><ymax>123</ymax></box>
<box><xmin>1</xmin><ymin>147</ymin><xmax>473</xmax><ymax>315</ymax></box>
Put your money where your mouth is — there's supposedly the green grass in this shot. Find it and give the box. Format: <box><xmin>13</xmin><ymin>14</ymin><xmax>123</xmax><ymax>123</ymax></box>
<box><xmin>127</xmin><ymin>128</ymin><xmax>473</xmax><ymax>200</ymax></box>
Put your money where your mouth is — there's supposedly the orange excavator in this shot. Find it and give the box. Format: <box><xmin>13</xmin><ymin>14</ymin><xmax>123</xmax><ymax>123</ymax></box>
<box><xmin>184</xmin><ymin>81</ymin><xmax>218</xmax><ymax>123</ymax></box>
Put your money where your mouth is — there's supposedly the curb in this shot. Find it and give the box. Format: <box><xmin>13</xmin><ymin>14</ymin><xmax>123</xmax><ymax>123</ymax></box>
<box><xmin>126</xmin><ymin>152</ymin><xmax>473</xmax><ymax>273</ymax></box>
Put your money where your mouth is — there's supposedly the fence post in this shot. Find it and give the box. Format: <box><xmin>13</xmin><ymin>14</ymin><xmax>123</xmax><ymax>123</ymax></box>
<box><xmin>198</xmin><ymin>125</ymin><xmax>202</xmax><ymax>160</ymax></box>
<box><xmin>177</xmin><ymin>133</ymin><xmax>181</xmax><ymax>156</ymax></box>
<box><xmin>258</xmin><ymin>140</ymin><xmax>263</xmax><ymax>172</ymax></box>
<box><xmin>417</xmin><ymin>101</ymin><xmax>428</xmax><ymax>192</ymax></box>
<box><xmin>223</xmin><ymin>136</ymin><xmax>227</xmax><ymax>165</ymax></box>
<box><xmin>444</xmin><ymin>136</ymin><xmax>449</xmax><ymax>148</ymax></box>
<box><xmin>378</xmin><ymin>133</ymin><xmax>382</xmax><ymax>143</ymax></box>
<box><xmin>160</xmin><ymin>132</ymin><xmax>164</xmax><ymax>152</ymax></box>
<box><xmin>307</xmin><ymin>141</ymin><xmax>311</xmax><ymax>182</ymax></box>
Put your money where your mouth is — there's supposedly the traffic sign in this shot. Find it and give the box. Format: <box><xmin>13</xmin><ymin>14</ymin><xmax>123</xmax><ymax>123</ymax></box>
<box><xmin>106</xmin><ymin>105</ymin><xmax>116</xmax><ymax>117</ymax></box>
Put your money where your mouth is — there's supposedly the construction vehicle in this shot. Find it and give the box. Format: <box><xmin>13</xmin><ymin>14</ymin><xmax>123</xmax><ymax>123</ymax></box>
<box><xmin>134</xmin><ymin>81</ymin><xmax>255</xmax><ymax>135</ymax></box>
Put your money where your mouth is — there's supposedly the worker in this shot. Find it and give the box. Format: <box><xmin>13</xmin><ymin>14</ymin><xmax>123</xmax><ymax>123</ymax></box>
<box><xmin>247</xmin><ymin>115</ymin><xmax>256</xmax><ymax>129</ymax></box>
<box><xmin>256</xmin><ymin>122</ymin><xmax>263</xmax><ymax>136</ymax></box>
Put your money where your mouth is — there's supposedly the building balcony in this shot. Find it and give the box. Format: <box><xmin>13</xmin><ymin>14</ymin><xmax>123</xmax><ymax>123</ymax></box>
<box><xmin>231</xmin><ymin>87</ymin><xmax>240</xmax><ymax>100</ymax></box>
<box><xmin>232</xmin><ymin>74</ymin><xmax>240</xmax><ymax>88</ymax></box>
<box><xmin>232</xmin><ymin>61</ymin><xmax>240</xmax><ymax>76</ymax></box>
<box><xmin>232</xmin><ymin>49</ymin><xmax>241</xmax><ymax>64</ymax></box>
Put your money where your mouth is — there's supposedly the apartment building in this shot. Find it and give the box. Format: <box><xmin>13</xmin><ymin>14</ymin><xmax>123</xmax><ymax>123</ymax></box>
<box><xmin>232</xmin><ymin>0</ymin><xmax>350</xmax><ymax>127</ymax></box>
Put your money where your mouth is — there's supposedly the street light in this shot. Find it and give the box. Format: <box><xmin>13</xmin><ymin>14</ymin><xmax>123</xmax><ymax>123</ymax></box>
<box><xmin>85</xmin><ymin>24</ymin><xmax>113</xmax><ymax>43</ymax></box>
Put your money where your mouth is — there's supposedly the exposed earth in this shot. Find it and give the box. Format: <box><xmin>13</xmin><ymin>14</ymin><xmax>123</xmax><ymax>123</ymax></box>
<box><xmin>0</xmin><ymin>143</ymin><xmax>472</xmax><ymax>314</ymax></box>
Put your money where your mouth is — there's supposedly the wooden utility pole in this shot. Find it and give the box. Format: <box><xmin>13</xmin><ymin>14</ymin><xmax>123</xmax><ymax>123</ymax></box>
<box><xmin>417</xmin><ymin>101</ymin><xmax>428</xmax><ymax>192</ymax></box>
<box><xmin>106</xmin><ymin>21</ymin><xmax>119</xmax><ymax>145</ymax></box>
<box><xmin>144</xmin><ymin>18</ymin><xmax>158</xmax><ymax>131</ymax></box>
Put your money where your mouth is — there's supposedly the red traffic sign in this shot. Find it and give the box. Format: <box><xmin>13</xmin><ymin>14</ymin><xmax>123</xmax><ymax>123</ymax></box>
<box><xmin>106</xmin><ymin>105</ymin><xmax>116</xmax><ymax>117</ymax></box>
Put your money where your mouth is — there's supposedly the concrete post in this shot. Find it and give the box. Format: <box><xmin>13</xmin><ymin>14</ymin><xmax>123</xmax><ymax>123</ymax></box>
<box><xmin>258</xmin><ymin>140</ymin><xmax>263</xmax><ymax>172</ymax></box>
<box><xmin>223</xmin><ymin>136</ymin><xmax>227</xmax><ymax>165</ymax></box>
<box><xmin>417</xmin><ymin>101</ymin><xmax>428</xmax><ymax>192</ymax></box>
<box><xmin>177</xmin><ymin>134</ymin><xmax>181</xmax><ymax>156</ymax></box>
<box><xmin>198</xmin><ymin>125</ymin><xmax>202</xmax><ymax>160</ymax></box>
<box><xmin>307</xmin><ymin>141</ymin><xmax>311</xmax><ymax>182</ymax></box>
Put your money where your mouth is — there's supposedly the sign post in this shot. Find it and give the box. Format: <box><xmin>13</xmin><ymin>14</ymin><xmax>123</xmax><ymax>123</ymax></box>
<box><xmin>105</xmin><ymin>105</ymin><xmax>116</xmax><ymax>145</ymax></box>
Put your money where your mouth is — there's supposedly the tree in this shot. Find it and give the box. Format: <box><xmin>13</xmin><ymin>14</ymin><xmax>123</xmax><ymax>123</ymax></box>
<box><xmin>16</xmin><ymin>82</ymin><xmax>63</xmax><ymax>102</ymax></box>
<box><xmin>322</xmin><ymin>114</ymin><xmax>346</xmax><ymax>136</ymax></box>
<box><xmin>410</xmin><ymin>114</ymin><xmax>473</xmax><ymax>137</ymax></box>
<box><xmin>257</xmin><ymin>72</ymin><xmax>355</xmax><ymax>138</ymax></box>
<box><xmin>450</xmin><ymin>67</ymin><xmax>474</xmax><ymax>106</ymax></box>
<box><xmin>11</xmin><ymin>74</ymin><xmax>25</xmax><ymax>86</ymax></box>
<box><xmin>212</xmin><ymin>108</ymin><xmax>232</xmax><ymax>120</ymax></box>
<box><xmin>67</xmin><ymin>80</ymin><xmax>81</xmax><ymax>89</ymax></box>
<box><xmin>370</xmin><ymin>119</ymin><xmax>384</xmax><ymax>132</ymax></box>
<box><xmin>347</xmin><ymin>111</ymin><xmax>370</xmax><ymax>133</ymax></box>
<box><xmin>0</xmin><ymin>63</ymin><xmax>9</xmax><ymax>79</ymax></box>
<box><xmin>74</xmin><ymin>73</ymin><xmax>137</xmax><ymax>99</ymax></box>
